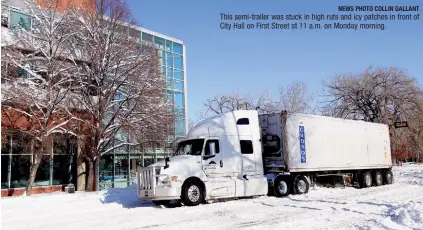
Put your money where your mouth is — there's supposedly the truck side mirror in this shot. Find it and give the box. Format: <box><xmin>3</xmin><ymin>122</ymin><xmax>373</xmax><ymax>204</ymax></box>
<box><xmin>203</xmin><ymin>142</ymin><xmax>216</xmax><ymax>160</ymax></box>
<box><xmin>209</xmin><ymin>142</ymin><xmax>216</xmax><ymax>156</ymax></box>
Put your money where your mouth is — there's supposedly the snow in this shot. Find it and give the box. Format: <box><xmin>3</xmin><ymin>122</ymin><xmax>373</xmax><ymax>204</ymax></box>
<box><xmin>2</xmin><ymin>165</ymin><xmax>423</xmax><ymax>230</ymax></box>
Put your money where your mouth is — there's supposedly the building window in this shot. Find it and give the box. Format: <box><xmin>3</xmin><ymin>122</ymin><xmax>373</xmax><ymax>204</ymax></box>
<box><xmin>174</xmin><ymin>70</ymin><xmax>183</xmax><ymax>80</ymax></box>
<box><xmin>10</xmin><ymin>10</ymin><xmax>32</xmax><ymax>31</ymax></box>
<box><xmin>34</xmin><ymin>155</ymin><xmax>51</xmax><ymax>186</ymax></box>
<box><xmin>159</xmin><ymin>50</ymin><xmax>165</xmax><ymax>66</ymax></box>
<box><xmin>166</xmin><ymin>40</ymin><xmax>172</xmax><ymax>52</ymax></box>
<box><xmin>154</xmin><ymin>36</ymin><xmax>165</xmax><ymax>50</ymax></box>
<box><xmin>174</xmin><ymin>54</ymin><xmax>183</xmax><ymax>70</ymax></box>
<box><xmin>167</xmin><ymin>67</ymin><xmax>173</xmax><ymax>79</ymax></box>
<box><xmin>175</xmin><ymin>92</ymin><xmax>184</xmax><ymax>108</ymax></box>
<box><xmin>10</xmin><ymin>155</ymin><xmax>31</xmax><ymax>188</ymax></box>
<box><xmin>142</xmin><ymin>32</ymin><xmax>153</xmax><ymax>42</ymax></box>
<box><xmin>1</xmin><ymin>131</ymin><xmax>77</xmax><ymax>189</ymax></box>
<box><xmin>53</xmin><ymin>135</ymin><xmax>76</xmax><ymax>185</ymax></box>
<box><xmin>173</xmin><ymin>43</ymin><xmax>183</xmax><ymax>55</ymax></box>
<box><xmin>240</xmin><ymin>140</ymin><xmax>253</xmax><ymax>154</ymax></box>
<box><xmin>166</xmin><ymin>52</ymin><xmax>173</xmax><ymax>67</ymax></box>
<box><xmin>176</xmin><ymin>120</ymin><xmax>185</xmax><ymax>136</ymax></box>
<box><xmin>174</xmin><ymin>80</ymin><xmax>183</xmax><ymax>92</ymax></box>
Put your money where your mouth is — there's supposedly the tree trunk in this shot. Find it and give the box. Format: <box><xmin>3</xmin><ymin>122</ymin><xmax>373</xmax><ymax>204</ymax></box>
<box><xmin>76</xmin><ymin>138</ymin><xmax>86</xmax><ymax>191</ymax></box>
<box><xmin>25</xmin><ymin>156</ymin><xmax>41</xmax><ymax>195</ymax></box>
<box><xmin>94</xmin><ymin>157</ymin><xmax>100</xmax><ymax>191</ymax></box>
<box><xmin>86</xmin><ymin>160</ymin><xmax>94</xmax><ymax>192</ymax></box>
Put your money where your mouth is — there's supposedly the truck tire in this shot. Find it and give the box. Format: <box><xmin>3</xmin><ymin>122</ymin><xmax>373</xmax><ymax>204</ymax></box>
<box><xmin>152</xmin><ymin>200</ymin><xmax>171</xmax><ymax>206</ymax></box>
<box><xmin>384</xmin><ymin>170</ymin><xmax>393</xmax><ymax>184</ymax></box>
<box><xmin>373</xmin><ymin>171</ymin><xmax>383</xmax><ymax>186</ymax></box>
<box><xmin>182</xmin><ymin>181</ymin><xmax>204</xmax><ymax>206</ymax></box>
<box><xmin>274</xmin><ymin>176</ymin><xmax>290</xmax><ymax>197</ymax></box>
<box><xmin>293</xmin><ymin>175</ymin><xmax>310</xmax><ymax>195</ymax></box>
<box><xmin>360</xmin><ymin>171</ymin><xmax>372</xmax><ymax>188</ymax></box>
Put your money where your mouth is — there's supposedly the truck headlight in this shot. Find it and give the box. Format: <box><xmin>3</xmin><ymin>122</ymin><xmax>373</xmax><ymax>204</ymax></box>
<box><xmin>162</xmin><ymin>177</ymin><xmax>170</xmax><ymax>185</ymax></box>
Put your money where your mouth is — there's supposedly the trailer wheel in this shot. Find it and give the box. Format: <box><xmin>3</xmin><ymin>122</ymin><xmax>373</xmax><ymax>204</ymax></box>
<box><xmin>360</xmin><ymin>171</ymin><xmax>372</xmax><ymax>188</ymax></box>
<box><xmin>182</xmin><ymin>180</ymin><xmax>204</xmax><ymax>206</ymax></box>
<box><xmin>274</xmin><ymin>177</ymin><xmax>290</xmax><ymax>197</ymax></box>
<box><xmin>373</xmin><ymin>171</ymin><xmax>383</xmax><ymax>186</ymax></box>
<box><xmin>293</xmin><ymin>175</ymin><xmax>310</xmax><ymax>195</ymax></box>
<box><xmin>384</xmin><ymin>170</ymin><xmax>393</xmax><ymax>185</ymax></box>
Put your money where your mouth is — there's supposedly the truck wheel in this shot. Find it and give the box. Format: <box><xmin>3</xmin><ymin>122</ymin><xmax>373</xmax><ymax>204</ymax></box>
<box><xmin>182</xmin><ymin>181</ymin><xmax>204</xmax><ymax>206</ymax></box>
<box><xmin>274</xmin><ymin>177</ymin><xmax>290</xmax><ymax>197</ymax></box>
<box><xmin>293</xmin><ymin>175</ymin><xmax>309</xmax><ymax>195</ymax></box>
<box><xmin>384</xmin><ymin>170</ymin><xmax>393</xmax><ymax>184</ymax></box>
<box><xmin>152</xmin><ymin>200</ymin><xmax>171</xmax><ymax>206</ymax></box>
<box><xmin>360</xmin><ymin>171</ymin><xmax>372</xmax><ymax>188</ymax></box>
<box><xmin>373</xmin><ymin>171</ymin><xmax>383</xmax><ymax>186</ymax></box>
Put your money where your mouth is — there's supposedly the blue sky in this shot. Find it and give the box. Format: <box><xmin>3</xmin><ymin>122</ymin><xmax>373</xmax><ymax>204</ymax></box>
<box><xmin>127</xmin><ymin>0</ymin><xmax>423</xmax><ymax>120</ymax></box>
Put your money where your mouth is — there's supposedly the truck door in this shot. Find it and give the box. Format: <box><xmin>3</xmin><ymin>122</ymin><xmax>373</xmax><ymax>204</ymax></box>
<box><xmin>202</xmin><ymin>138</ymin><xmax>235</xmax><ymax>198</ymax></box>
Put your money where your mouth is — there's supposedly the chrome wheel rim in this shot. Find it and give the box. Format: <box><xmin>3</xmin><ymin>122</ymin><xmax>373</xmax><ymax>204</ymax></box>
<box><xmin>297</xmin><ymin>180</ymin><xmax>306</xmax><ymax>193</ymax></box>
<box><xmin>277</xmin><ymin>181</ymin><xmax>288</xmax><ymax>194</ymax></box>
<box><xmin>377</xmin><ymin>174</ymin><xmax>382</xmax><ymax>184</ymax></box>
<box><xmin>365</xmin><ymin>174</ymin><xmax>371</xmax><ymax>186</ymax></box>
<box><xmin>387</xmin><ymin>173</ymin><xmax>392</xmax><ymax>183</ymax></box>
<box><xmin>187</xmin><ymin>185</ymin><xmax>200</xmax><ymax>202</ymax></box>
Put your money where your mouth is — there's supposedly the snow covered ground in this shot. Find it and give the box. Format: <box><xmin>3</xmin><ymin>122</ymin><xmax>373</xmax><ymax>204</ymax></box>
<box><xmin>2</xmin><ymin>165</ymin><xmax>423</xmax><ymax>230</ymax></box>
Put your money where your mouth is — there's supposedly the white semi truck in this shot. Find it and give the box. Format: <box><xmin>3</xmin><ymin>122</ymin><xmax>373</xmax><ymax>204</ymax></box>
<box><xmin>136</xmin><ymin>110</ymin><xmax>393</xmax><ymax>206</ymax></box>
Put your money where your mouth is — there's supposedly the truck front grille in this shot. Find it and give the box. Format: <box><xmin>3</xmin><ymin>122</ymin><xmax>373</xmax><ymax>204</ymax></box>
<box><xmin>137</xmin><ymin>166</ymin><xmax>160</xmax><ymax>190</ymax></box>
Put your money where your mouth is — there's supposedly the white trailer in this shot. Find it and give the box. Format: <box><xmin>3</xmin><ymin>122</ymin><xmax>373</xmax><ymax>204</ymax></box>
<box><xmin>136</xmin><ymin>110</ymin><xmax>393</xmax><ymax>206</ymax></box>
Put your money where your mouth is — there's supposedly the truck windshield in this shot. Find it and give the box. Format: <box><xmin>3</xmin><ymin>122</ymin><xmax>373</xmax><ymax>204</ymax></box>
<box><xmin>174</xmin><ymin>139</ymin><xmax>205</xmax><ymax>156</ymax></box>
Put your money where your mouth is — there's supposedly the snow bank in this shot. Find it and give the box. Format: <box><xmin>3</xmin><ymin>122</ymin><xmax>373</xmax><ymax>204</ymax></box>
<box><xmin>1</xmin><ymin>165</ymin><xmax>423</xmax><ymax>230</ymax></box>
<box><xmin>388</xmin><ymin>201</ymin><xmax>423</xmax><ymax>229</ymax></box>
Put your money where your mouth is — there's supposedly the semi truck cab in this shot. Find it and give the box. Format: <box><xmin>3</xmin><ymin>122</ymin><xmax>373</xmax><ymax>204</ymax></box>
<box><xmin>136</xmin><ymin>110</ymin><xmax>268</xmax><ymax>206</ymax></box>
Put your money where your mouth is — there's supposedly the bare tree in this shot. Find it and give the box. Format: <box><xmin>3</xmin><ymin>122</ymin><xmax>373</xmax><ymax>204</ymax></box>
<box><xmin>71</xmin><ymin>0</ymin><xmax>173</xmax><ymax>191</ymax></box>
<box><xmin>203</xmin><ymin>90</ymin><xmax>276</xmax><ymax>115</ymax></box>
<box><xmin>1</xmin><ymin>0</ymin><xmax>80</xmax><ymax>195</ymax></box>
<box><xmin>277</xmin><ymin>81</ymin><xmax>313</xmax><ymax>113</ymax></box>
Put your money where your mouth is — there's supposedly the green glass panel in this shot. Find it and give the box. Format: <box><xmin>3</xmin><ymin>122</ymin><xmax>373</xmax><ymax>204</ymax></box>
<box><xmin>10</xmin><ymin>10</ymin><xmax>31</xmax><ymax>31</ymax></box>
<box><xmin>1</xmin><ymin>155</ymin><xmax>9</xmax><ymax>189</ymax></box>
<box><xmin>175</xmin><ymin>80</ymin><xmax>183</xmax><ymax>92</ymax></box>
<box><xmin>166</xmin><ymin>40</ymin><xmax>172</xmax><ymax>52</ymax></box>
<box><xmin>166</xmin><ymin>52</ymin><xmax>173</xmax><ymax>67</ymax></box>
<box><xmin>52</xmin><ymin>155</ymin><xmax>73</xmax><ymax>185</ymax></box>
<box><xmin>176</xmin><ymin>120</ymin><xmax>185</xmax><ymax>136</ymax></box>
<box><xmin>167</xmin><ymin>67</ymin><xmax>173</xmax><ymax>79</ymax></box>
<box><xmin>174</xmin><ymin>70</ymin><xmax>183</xmax><ymax>80</ymax></box>
<box><xmin>174</xmin><ymin>54</ymin><xmax>183</xmax><ymax>70</ymax></box>
<box><xmin>34</xmin><ymin>155</ymin><xmax>51</xmax><ymax>186</ymax></box>
<box><xmin>175</xmin><ymin>92</ymin><xmax>184</xmax><ymax>107</ymax></box>
<box><xmin>154</xmin><ymin>36</ymin><xmax>165</xmax><ymax>49</ymax></box>
<box><xmin>142</xmin><ymin>32</ymin><xmax>153</xmax><ymax>42</ymax></box>
<box><xmin>10</xmin><ymin>155</ymin><xmax>30</xmax><ymax>188</ymax></box>
<box><xmin>159</xmin><ymin>50</ymin><xmax>165</xmax><ymax>66</ymax></box>
<box><xmin>173</xmin><ymin>43</ymin><xmax>183</xmax><ymax>54</ymax></box>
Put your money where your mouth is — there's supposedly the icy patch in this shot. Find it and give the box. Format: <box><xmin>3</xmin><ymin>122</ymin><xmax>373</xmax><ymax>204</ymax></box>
<box><xmin>388</xmin><ymin>201</ymin><xmax>423</xmax><ymax>229</ymax></box>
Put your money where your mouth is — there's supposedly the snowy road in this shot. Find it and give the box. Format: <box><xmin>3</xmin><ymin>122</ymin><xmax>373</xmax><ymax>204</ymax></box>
<box><xmin>2</xmin><ymin>165</ymin><xmax>423</xmax><ymax>230</ymax></box>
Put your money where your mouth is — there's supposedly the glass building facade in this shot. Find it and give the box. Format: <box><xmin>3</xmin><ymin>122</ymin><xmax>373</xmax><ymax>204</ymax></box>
<box><xmin>98</xmin><ymin>28</ymin><xmax>188</xmax><ymax>190</ymax></box>
<box><xmin>2</xmin><ymin>6</ymin><xmax>187</xmax><ymax>191</ymax></box>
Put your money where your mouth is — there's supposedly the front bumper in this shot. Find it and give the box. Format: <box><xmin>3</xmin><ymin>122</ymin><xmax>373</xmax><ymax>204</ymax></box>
<box><xmin>138</xmin><ymin>186</ymin><xmax>182</xmax><ymax>201</ymax></box>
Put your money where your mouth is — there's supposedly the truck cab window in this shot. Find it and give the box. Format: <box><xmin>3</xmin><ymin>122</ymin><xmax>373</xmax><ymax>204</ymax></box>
<box><xmin>237</xmin><ymin>118</ymin><xmax>249</xmax><ymax>125</ymax></box>
<box><xmin>174</xmin><ymin>139</ymin><xmax>205</xmax><ymax>156</ymax></box>
<box><xmin>240</xmin><ymin>140</ymin><xmax>253</xmax><ymax>154</ymax></box>
<box><xmin>205</xmin><ymin>140</ymin><xmax>220</xmax><ymax>156</ymax></box>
